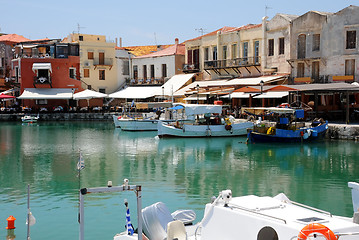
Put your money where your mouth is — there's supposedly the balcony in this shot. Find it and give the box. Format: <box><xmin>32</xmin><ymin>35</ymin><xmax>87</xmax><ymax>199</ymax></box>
<box><xmin>183</xmin><ymin>64</ymin><xmax>200</xmax><ymax>73</ymax></box>
<box><xmin>34</xmin><ymin>76</ymin><xmax>51</xmax><ymax>85</ymax></box>
<box><xmin>93</xmin><ymin>58</ymin><xmax>113</xmax><ymax>69</ymax></box>
<box><xmin>203</xmin><ymin>57</ymin><xmax>261</xmax><ymax>75</ymax></box>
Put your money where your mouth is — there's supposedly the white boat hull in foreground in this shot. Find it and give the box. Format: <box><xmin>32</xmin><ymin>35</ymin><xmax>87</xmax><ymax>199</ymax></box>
<box><xmin>157</xmin><ymin>120</ymin><xmax>253</xmax><ymax>138</ymax></box>
<box><xmin>114</xmin><ymin>182</ymin><xmax>359</xmax><ymax>240</ymax></box>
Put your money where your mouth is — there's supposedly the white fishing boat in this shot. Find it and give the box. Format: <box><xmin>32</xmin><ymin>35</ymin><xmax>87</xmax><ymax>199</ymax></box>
<box><xmin>110</xmin><ymin>181</ymin><xmax>359</xmax><ymax>240</ymax></box>
<box><xmin>21</xmin><ymin>114</ymin><xmax>39</xmax><ymax>123</ymax></box>
<box><xmin>113</xmin><ymin>102</ymin><xmax>177</xmax><ymax>131</ymax></box>
<box><xmin>157</xmin><ymin>104</ymin><xmax>253</xmax><ymax>138</ymax></box>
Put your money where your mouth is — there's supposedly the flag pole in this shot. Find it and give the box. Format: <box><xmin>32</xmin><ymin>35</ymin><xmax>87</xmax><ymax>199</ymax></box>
<box><xmin>27</xmin><ymin>184</ymin><xmax>30</xmax><ymax>240</ymax></box>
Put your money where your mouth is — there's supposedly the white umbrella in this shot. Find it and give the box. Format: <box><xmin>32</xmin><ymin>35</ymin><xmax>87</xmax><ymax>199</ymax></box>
<box><xmin>73</xmin><ymin>89</ymin><xmax>108</xmax><ymax>100</ymax></box>
<box><xmin>73</xmin><ymin>89</ymin><xmax>108</xmax><ymax>108</ymax></box>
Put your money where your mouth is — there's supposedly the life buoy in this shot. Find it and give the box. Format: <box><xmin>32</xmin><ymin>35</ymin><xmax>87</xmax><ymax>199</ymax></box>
<box><xmin>297</xmin><ymin>223</ymin><xmax>337</xmax><ymax>240</ymax></box>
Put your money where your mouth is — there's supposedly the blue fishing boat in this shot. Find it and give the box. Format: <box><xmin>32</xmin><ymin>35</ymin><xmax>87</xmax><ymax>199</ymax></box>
<box><xmin>245</xmin><ymin>107</ymin><xmax>328</xmax><ymax>143</ymax></box>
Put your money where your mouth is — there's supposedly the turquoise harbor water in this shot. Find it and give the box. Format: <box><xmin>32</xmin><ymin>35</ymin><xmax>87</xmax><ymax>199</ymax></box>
<box><xmin>0</xmin><ymin>121</ymin><xmax>359</xmax><ymax>239</ymax></box>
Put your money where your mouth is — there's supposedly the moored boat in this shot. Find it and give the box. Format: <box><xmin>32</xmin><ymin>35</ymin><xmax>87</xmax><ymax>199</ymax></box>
<box><xmin>110</xmin><ymin>181</ymin><xmax>359</xmax><ymax>240</ymax></box>
<box><xmin>245</xmin><ymin>107</ymin><xmax>328</xmax><ymax>143</ymax></box>
<box><xmin>157</xmin><ymin>104</ymin><xmax>254</xmax><ymax>138</ymax></box>
<box><xmin>21</xmin><ymin>114</ymin><xmax>39</xmax><ymax>123</ymax></box>
<box><xmin>112</xmin><ymin>102</ymin><xmax>174</xmax><ymax>131</ymax></box>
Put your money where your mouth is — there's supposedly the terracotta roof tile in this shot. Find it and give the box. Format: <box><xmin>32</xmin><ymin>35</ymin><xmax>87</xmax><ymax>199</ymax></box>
<box><xmin>134</xmin><ymin>43</ymin><xmax>185</xmax><ymax>58</ymax></box>
<box><xmin>0</xmin><ymin>34</ymin><xmax>31</xmax><ymax>43</ymax></box>
<box><xmin>116</xmin><ymin>45</ymin><xmax>173</xmax><ymax>56</ymax></box>
<box><xmin>234</xmin><ymin>86</ymin><xmax>261</xmax><ymax>93</ymax></box>
<box><xmin>185</xmin><ymin>24</ymin><xmax>262</xmax><ymax>43</ymax></box>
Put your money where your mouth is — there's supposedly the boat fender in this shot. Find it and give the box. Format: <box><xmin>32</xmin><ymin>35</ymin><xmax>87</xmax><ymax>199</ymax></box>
<box><xmin>297</xmin><ymin>223</ymin><xmax>337</xmax><ymax>240</ymax></box>
<box><xmin>225</xmin><ymin>124</ymin><xmax>232</xmax><ymax>131</ymax></box>
<box><xmin>300</xmin><ymin>131</ymin><xmax>304</xmax><ymax>137</ymax></box>
<box><xmin>307</xmin><ymin>129</ymin><xmax>312</xmax><ymax>137</ymax></box>
<box><xmin>267</xmin><ymin>127</ymin><xmax>275</xmax><ymax>135</ymax></box>
<box><xmin>225</xmin><ymin>118</ymin><xmax>231</xmax><ymax>125</ymax></box>
<box><xmin>117</xmin><ymin>116</ymin><xmax>122</xmax><ymax>120</ymax></box>
<box><xmin>303</xmin><ymin>132</ymin><xmax>309</xmax><ymax>139</ymax></box>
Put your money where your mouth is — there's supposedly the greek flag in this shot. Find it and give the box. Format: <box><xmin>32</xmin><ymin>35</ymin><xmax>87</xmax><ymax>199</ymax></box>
<box><xmin>77</xmin><ymin>151</ymin><xmax>85</xmax><ymax>171</ymax></box>
<box><xmin>126</xmin><ymin>207</ymin><xmax>134</xmax><ymax>235</ymax></box>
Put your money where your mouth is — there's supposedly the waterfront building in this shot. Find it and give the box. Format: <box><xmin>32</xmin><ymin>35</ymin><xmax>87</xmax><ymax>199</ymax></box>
<box><xmin>129</xmin><ymin>38</ymin><xmax>185</xmax><ymax>85</ymax></box>
<box><xmin>13</xmin><ymin>39</ymin><xmax>82</xmax><ymax>110</ymax></box>
<box><xmin>65</xmin><ymin>33</ymin><xmax>117</xmax><ymax>95</ymax></box>
<box><xmin>184</xmin><ymin>25</ymin><xmax>263</xmax><ymax>81</ymax></box>
<box><xmin>0</xmin><ymin>34</ymin><xmax>31</xmax><ymax>92</ymax></box>
<box><xmin>263</xmin><ymin>13</ymin><xmax>298</xmax><ymax>75</ymax></box>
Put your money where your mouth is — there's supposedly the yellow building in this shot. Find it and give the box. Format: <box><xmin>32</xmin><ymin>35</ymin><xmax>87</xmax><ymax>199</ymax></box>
<box><xmin>66</xmin><ymin>33</ymin><xmax>117</xmax><ymax>94</ymax></box>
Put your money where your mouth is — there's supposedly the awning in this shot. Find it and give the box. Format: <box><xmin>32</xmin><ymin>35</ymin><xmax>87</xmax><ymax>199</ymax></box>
<box><xmin>32</xmin><ymin>63</ymin><xmax>52</xmax><ymax>73</ymax></box>
<box><xmin>109</xmin><ymin>86</ymin><xmax>161</xmax><ymax>99</ymax></box>
<box><xmin>73</xmin><ymin>89</ymin><xmax>108</xmax><ymax>100</ymax></box>
<box><xmin>183</xmin><ymin>95</ymin><xmax>207</xmax><ymax>101</ymax></box>
<box><xmin>156</xmin><ymin>73</ymin><xmax>195</xmax><ymax>96</ymax></box>
<box><xmin>221</xmin><ymin>92</ymin><xmax>251</xmax><ymax>99</ymax></box>
<box><xmin>253</xmin><ymin>92</ymin><xmax>289</xmax><ymax>99</ymax></box>
<box><xmin>180</xmin><ymin>104</ymin><xmax>222</xmax><ymax>115</ymax></box>
<box><xmin>223</xmin><ymin>75</ymin><xmax>286</xmax><ymax>86</ymax></box>
<box><xmin>18</xmin><ymin>88</ymin><xmax>73</xmax><ymax>99</ymax></box>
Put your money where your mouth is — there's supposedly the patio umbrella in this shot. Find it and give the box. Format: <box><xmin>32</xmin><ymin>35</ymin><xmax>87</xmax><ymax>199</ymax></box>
<box><xmin>73</xmin><ymin>89</ymin><xmax>108</xmax><ymax>107</ymax></box>
<box><xmin>0</xmin><ymin>93</ymin><xmax>15</xmax><ymax>99</ymax></box>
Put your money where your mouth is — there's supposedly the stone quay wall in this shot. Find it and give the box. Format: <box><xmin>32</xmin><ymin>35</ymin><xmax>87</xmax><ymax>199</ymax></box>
<box><xmin>0</xmin><ymin>113</ymin><xmax>114</xmax><ymax>121</ymax></box>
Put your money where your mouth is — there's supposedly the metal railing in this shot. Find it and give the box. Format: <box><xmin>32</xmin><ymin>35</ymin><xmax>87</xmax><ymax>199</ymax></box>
<box><xmin>33</xmin><ymin>76</ymin><xmax>51</xmax><ymax>84</ymax></box>
<box><xmin>204</xmin><ymin>56</ymin><xmax>261</xmax><ymax>69</ymax></box>
<box><xmin>93</xmin><ymin>58</ymin><xmax>113</xmax><ymax>66</ymax></box>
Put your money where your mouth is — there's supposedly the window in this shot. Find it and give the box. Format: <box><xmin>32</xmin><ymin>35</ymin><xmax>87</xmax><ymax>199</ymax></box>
<box><xmin>243</xmin><ymin>42</ymin><xmax>248</xmax><ymax>60</ymax></box>
<box><xmin>150</xmin><ymin>65</ymin><xmax>155</xmax><ymax>79</ymax></box>
<box><xmin>99</xmin><ymin>88</ymin><xmax>106</xmax><ymax>94</ymax></box>
<box><xmin>297</xmin><ymin>34</ymin><xmax>306</xmax><ymax>59</ymax></box>
<box><xmin>99</xmin><ymin>52</ymin><xmax>105</xmax><ymax>65</ymax></box>
<box><xmin>312</xmin><ymin>34</ymin><xmax>320</xmax><ymax>51</ymax></box>
<box><xmin>84</xmin><ymin>68</ymin><xmax>90</xmax><ymax>78</ymax></box>
<box><xmin>231</xmin><ymin>44</ymin><xmax>237</xmax><ymax>59</ymax></box>
<box><xmin>143</xmin><ymin>65</ymin><xmax>147</xmax><ymax>80</ymax></box>
<box><xmin>123</xmin><ymin>60</ymin><xmax>129</xmax><ymax>75</ymax></box>
<box><xmin>99</xmin><ymin>70</ymin><xmax>105</xmax><ymax>80</ymax></box>
<box><xmin>279</xmin><ymin>38</ymin><xmax>285</xmax><ymax>55</ymax></box>
<box><xmin>223</xmin><ymin>46</ymin><xmax>227</xmax><ymax>59</ymax></box>
<box><xmin>204</xmin><ymin>47</ymin><xmax>209</xmax><ymax>61</ymax></box>
<box><xmin>345</xmin><ymin>59</ymin><xmax>355</xmax><ymax>76</ymax></box>
<box><xmin>254</xmin><ymin>41</ymin><xmax>259</xmax><ymax>64</ymax></box>
<box><xmin>187</xmin><ymin>50</ymin><xmax>193</xmax><ymax>65</ymax></box>
<box><xmin>268</xmin><ymin>39</ymin><xmax>274</xmax><ymax>56</ymax></box>
<box><xmin>346</xmin><ymin>31</ymin><xmax>356</xmax><ymax>49</ymax></box>
<box><xmin>297</xmin><ymin>63</ymin><xmax>305</xmax><ymax>78</ymax></box>
<box><xmin>69</xmin><ymin>68</ymin><xmax>76</xmax><ymax>79</ymax></box>
<box><xmin>212</xmin><ymin>46</ymin><xmax>217</xmax><ymax>60</ymax></box>
<box><xmin>133</xmin><ymin>65</ymin><xmax>138</xmax><ymax>80</ymax></box>
<box><xmin>70</xmin><ymin>68</ymin><xmax>76</xmax><ymax>78</ymax></box>
<box><xmin>312</xmin><ymin>62</ymin><xmax>319</xmax><ymax>80</ymax></box>
<box><xmin>88</xmin><ymin>51</ymin><xmax>94</xmax><ymax>60</ymax></box>
<box><xmin>36</xmin><ymin>99</ymin><xmax>48</xmax><ymax>105</ymax></box>
<box><xmin>162</xmin><ymin>64</ymin><xmax>167</xmax><ymax>78</ymax></box>
<box><xmin>79</xmin><ymin>36</ymin><xmax>83</xmax><ymax>41</ymax></box>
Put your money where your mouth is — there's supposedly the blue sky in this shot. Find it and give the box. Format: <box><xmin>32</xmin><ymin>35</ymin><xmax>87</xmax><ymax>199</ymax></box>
<box><xmin>0</xmin><ymin>0</ymin><xmax>356</xmax><ymax>46</ymax></box>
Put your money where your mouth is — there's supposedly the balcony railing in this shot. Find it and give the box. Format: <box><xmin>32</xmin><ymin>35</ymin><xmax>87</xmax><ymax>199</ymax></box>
<box><xmin>183</xmin><ymin>64</ymin><xmax>200</xmax><ymax>72</ymax></box>
<box><xmin>204</xmin><ymin>57</ymin><xmax>261</xmax><ymax>69</ymax></box>
<box><xmin>93</xmin><ymin>58</ymin><xmax>113</xmax><ymax>66</ymax></box>
<box><xmin>34</xmin><ymin>76</ymin><xmax>51</xmax><ymax>84</ymax></box>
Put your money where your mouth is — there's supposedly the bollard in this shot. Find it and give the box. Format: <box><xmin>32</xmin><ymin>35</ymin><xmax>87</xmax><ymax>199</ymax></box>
<box><xmin>6</xmin><ymin>215</ymin><xmax>16</xmax><ymax>229</ymax></box>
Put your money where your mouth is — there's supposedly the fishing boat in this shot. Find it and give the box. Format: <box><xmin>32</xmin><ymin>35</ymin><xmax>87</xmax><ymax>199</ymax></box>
<box><xmin>109</xmin><ymin>181</ymin><xmax>359</xmax><ymax>240</ymax></box>
<box><xmin>157</xmin><ymin>104</ymin><xmax>253</xmax><ymax>138</ymax></box>
<box><xmin>21</xmin><ymin>114</ymin><xmax>39</xmax><ymax>123</ymax></box>
<box><xmin>112</xmin><ymin>102</ymin><xmax>175</xmax><ymax>131</ymax></box>
<box><xmin>244</xmin><ymin>107</ymin><xmax>328</xmax><ymax>143</ymax></box>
